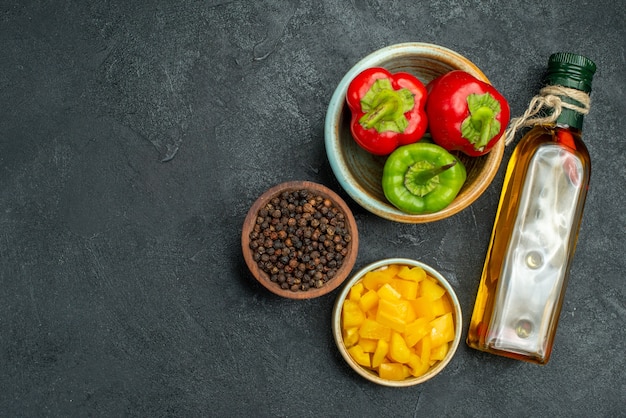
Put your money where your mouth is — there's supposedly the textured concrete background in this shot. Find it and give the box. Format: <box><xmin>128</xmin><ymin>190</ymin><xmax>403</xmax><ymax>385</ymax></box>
<box><xmin>1</xmin><ymin>1</ymin><xmax>625</xmax><ymax>416</ymax></box>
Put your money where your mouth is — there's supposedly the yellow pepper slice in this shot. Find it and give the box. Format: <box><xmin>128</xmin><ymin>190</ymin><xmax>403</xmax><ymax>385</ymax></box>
<box><xmin>430</xmin><ymin>342</ymin><xmax>449</xmax><ymax>361</ymax></box>
<box><xmin>377</xmin><ymin>283</ymin><xmax>402</xmax><ymax>301</ymax></box>
<box><xmin>391</xmin><ymin>278</ymin><xmax>419</xmax><ymax>300</ymax></box>
<box><xmin>429</xmin><ymin>312</ymin><xmax>455</xmax><ymax>348</ymax></box>
<box><xmin>376</xmin><ymin>298</ymin><xmax>410</xmax><ymax>332</ymax></box>
<box><xmin>348</xmin><ymin>345</ymin><xmax>371</xmax><ymax>368</ymax></box>
<box><xmin>389</xmin><ymin>332</ymin><xmax>411</xmax><ymax>364</ymax></box>
<box><xmin>359</xmin><ymin>289</ymin><xmax>379</xmax><ymax>313</ymax></box>
<box><xmin>420</xmin><ymin>278</ymin><xmax>446</xmax><ymax>300</ymax></box>
<box><xmin>397</xmin><ymin>266</ymin><xmax>427</xmax><ymax>282</ymax></box>
<box><xmin>342</xmin><ymin>299</ymin><xmax>366</xmax><ymax>329</ymax></box>
<box><xmin>378</xmin><ymin>363</ymin><xmax>409</xmax><ymax>381</ymax></box>
<box><xmin>349</xmin><ymin>282</ymin><xmax>364</xmax><ymax>301</ymax></box>
<box><xmin>359</xmin><ymin>318</ymin><xmax>392</xmax><ymax>341</ymax></box>
<box><xmin>403</xmin><ymin>317</ymin><xmax>430</xmax><ymax>347</ymax></box>
<box><xmin>372</xmin><ymin>339</ymin><xmax>389</xmax><ymax>368</ymax></box>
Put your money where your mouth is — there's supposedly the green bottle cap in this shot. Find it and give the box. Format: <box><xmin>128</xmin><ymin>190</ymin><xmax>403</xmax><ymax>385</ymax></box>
<box><xmin>546</xmin><ymin>52</ymin><xmax>596</xmax><ymax>93</ymax></box>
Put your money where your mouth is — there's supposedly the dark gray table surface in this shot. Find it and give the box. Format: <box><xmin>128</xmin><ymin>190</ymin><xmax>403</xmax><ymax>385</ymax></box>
<box><xmin>2</xmin><ymin>1</ymin><xmax>625</xmax><ymax>417</ymax></box>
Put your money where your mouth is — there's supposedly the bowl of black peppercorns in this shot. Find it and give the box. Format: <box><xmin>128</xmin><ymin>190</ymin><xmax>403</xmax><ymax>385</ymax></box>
<box><xmin>242</xmin><ymin>181</ymin><xmax>359</xmax><ymax>299</ymax></box>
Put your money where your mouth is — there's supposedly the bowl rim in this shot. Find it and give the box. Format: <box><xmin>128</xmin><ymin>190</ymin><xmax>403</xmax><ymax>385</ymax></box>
<box><xmin>324</xmin><ymin>42</ymin><xmax>505</xmax><ymax>223</ymax></box>
<box><xmin>332</xmin><ymin>257</ymin><xmax>463</xmax><ymax>387</ymax></box>
<box><xmin>241</xmin><ymin>180</ymin><xmax>359</xmax><ymax>299</ymax></box>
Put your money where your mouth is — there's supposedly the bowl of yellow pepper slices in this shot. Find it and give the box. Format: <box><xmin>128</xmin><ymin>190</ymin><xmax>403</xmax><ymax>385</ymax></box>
<box><xmin>332</xmin><ymin>258</ymin><xmax>462</xmax><ymax>387</ymax></box>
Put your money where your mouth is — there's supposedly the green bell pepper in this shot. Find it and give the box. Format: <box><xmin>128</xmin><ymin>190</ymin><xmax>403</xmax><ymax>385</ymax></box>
<box><xmin>382</xmin><ymin>142</ymin><xmax>467</xmax><ymax>214</ymax></box>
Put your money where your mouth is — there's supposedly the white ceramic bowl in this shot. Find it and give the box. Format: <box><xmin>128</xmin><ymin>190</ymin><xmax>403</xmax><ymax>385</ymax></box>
<box><xmin>332</xmin><ymin>258</ymin><xmax>462</xmax><ymax>387</ymax></box>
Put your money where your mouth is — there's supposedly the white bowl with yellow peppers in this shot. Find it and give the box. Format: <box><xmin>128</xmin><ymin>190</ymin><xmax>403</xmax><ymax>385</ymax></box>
<box><xmin>332</xmin><ymin>258</ymin><xmax>462</xmax><ymax>386</ymax></box>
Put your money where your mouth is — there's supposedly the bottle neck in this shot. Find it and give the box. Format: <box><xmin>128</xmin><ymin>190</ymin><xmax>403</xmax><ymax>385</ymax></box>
<box><xmin>549</xmin><ymin>89</ymin><xmax>587</xmax><ymax>130</ymax></box>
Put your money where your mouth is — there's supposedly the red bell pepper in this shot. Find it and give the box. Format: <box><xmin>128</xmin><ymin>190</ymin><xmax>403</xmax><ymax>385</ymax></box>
<box><xmin>426</xmin><ymin>70</ymin><xmax>510</xmax><ymax>157</ymax></box>
<box><xmin>346</xmin><ymin>67</ymin><xmax>428</xmax><ymax>155</ymax></box>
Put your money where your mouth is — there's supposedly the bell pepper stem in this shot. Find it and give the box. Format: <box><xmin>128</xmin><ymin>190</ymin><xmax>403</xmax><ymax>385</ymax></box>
<box><xmin>461</xmin><ymin>93</ymin><xmax>502</xmax><ymax>151</ymax></box>
<box><xmin>359</xmin><ymin>79</ymin><xmax>414</xmax><ymax>133</ymax></box>
<box><xmin>404</xmin><ymin>160</ymin><xmax>457</xmax><ymax>197</ymax></box>
<box><xmin>472</xmin><ymin>107</ymin><xmax>495</xmax><ymax>149</ymax></box>
<box><xmin>411</xmin><ymin>161</ymin><xmax>457</xmax><ymax>184</ymax></box>
<box><xmin>361</xmin><ymin>100</ymin><xmax>398</xmax><ymax>129</ymax></box>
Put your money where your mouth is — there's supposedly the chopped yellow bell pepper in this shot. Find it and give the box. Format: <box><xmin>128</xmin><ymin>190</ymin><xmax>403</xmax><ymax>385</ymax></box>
<box><xmin>430</xmin><ymin>341</ymin><xmax>449</xmax><ymax>361</ymax></box>
<box><xmin>343</xmin><ymin>327</ymin><xmax>360</xmax><ymax>348</ymax></box>
<box><xmin>349</xmin><ymin>282</ymin><xmax>364</xmax><ymax>301</ymax></box>
<box><xmin>378</xmin><ymin>363</ymin><xmax>408</xmax><ymax>381</ymax></box>
<box><xmin>403</xmin><ymin>317</ymin><xmax>431</xmax><ymax>347</ymax></box>
<box><xmin>411</xmin><ymin>296</ymin><xmax>436</xmax><ymax>322</ymax></box>
<box><xmin>389</xmin><ymin>332</ymin><xmax>411</xmax><ymax>364</ymax></box>
<box><xmin>359</xmin><ymin>318</ymin><xmax>391</xmax><ymax>341</ymax></box>
<box><xmin>420</xmin><ymin>279</ymin><xmax>446</xmax><ymax>300</ymax></box>
<box><xmin>376</xmin><ymin>298</ymin><xmax>411</xmax><ymax>332</ymax></box>
<box><xmin>434</xmin><ymin>294</ymin><xmax>453</xmax><ymax>315</ymax></box>
<box><xmin>359</xmin><ymin>289</ymin><xmax>379</xmax><ymax>313</ymax></box>
<box><xmin>362</xmin><ymin>270</ymin><xmax>393</xmax><ymax>291</ymax></box>
<box><xmin>416</xmin><ymin>335</ymin><xmax>432</xmax><ymax>366</ymax></box>
<box><xmin>342</xmin><ymin>299</ymin><xmax>366</xmax><ymax>329</ymax></box>
<box><xmin>431</xmin><ymin>296</ymin><xmax>447</xmax><ymax>317</ymax></box>
<box><xmin>358</xmin><ymin>338</ymin><xmax>378</xmax><ymax>353</ymax></box>
<box><xmin>377</xmin><ymin>283</ymin><xmax>402</xmax><ymax>301</ymax></box>
<box><xmin>408</xmin><ymin>353</ymin><xmax>429</xmax><ymax>377</ymax></box>
<box><xmin>381</xmin><ymin>264</ymin><xmax>402</xmax><ymax>277</ymax></box>
<box><xmin>429</xmin><ymin>312</ymin><xmax>455</xmax><ymax>348</ymax></box>
<box><xmin>397</xmin><ymin>266</ymin><xmax>427</xmax><ymax>282</ymax></box>
<box><xmin>348</xmin><ymin>345</ymin><xmax>371</xmax><ymax>368</ymax></box>
<box><xmin>371</xmin><ymin>339</ymin><xmax>389</xmax><ymax>368</ymax></box>
<box><xmin>366</xmin><ymin>307</ymin><xmax>378</xmax><ymax>319</ymax></box>
<box><xmin>404</xmin><ymin>301</ymin><xmax>417</xmax><ymax>323</ymax></box>
<box><xmin>391</xmin><ymin>278</ymin><xmax>419</xmax><ymax>300</ymax></box>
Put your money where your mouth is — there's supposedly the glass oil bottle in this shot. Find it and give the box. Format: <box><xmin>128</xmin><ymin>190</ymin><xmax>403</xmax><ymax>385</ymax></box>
<box><xmin>466</xmin><ymin>53</ymin><xmax>597</xmax><ymax>364</ymax></box>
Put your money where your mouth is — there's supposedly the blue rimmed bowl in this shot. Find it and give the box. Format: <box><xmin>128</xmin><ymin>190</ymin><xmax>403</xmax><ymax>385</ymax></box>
<box><xmin>325</xmin><ymin>43</ymin><xmax>505</xmax><ymax>223</ymax></box>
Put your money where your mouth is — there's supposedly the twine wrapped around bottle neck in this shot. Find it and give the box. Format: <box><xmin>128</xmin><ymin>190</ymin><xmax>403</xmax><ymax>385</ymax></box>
<box><xmin>504</xmin><ymin>85</ymin><xmax>591</xmax><ymax>145</ymax></box>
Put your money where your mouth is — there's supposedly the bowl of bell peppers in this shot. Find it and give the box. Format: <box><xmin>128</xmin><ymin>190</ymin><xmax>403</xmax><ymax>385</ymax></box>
<box><xmin>332</xmin><ymin>258</ymin><xmax>462</xmax><ymax>386</ymax></box>
<box><xmin>325</xmin><ymin>42</ymin><xmax>508</xmax><ymax>223</ymax></box>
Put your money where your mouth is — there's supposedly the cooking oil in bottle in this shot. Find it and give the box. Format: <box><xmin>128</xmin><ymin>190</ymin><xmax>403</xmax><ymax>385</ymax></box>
<box><xmin>466</xmin><ymin>52</ymin><xmax>596</xmax><ymax>364</ymax></box>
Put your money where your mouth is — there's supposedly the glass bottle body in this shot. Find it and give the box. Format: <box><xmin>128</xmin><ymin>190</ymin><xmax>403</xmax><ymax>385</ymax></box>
<box><xmin>466</xmin><ymin>123</ymin><xmax>591</xmax><ymax>364</ymax></box>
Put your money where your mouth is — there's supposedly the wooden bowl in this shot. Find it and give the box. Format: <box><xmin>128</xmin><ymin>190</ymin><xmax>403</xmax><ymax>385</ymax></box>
<box><xmin>325</xmin><ymin>42</ymin><xmax>505</xmax><ymax>223</ymax></box>
<box><xmin>242</xmin><ymin>181</ymin><xmax>359</xmax><ymax>299</ymax></box>
<box><xmin>332</xmin><ymin>258</ymin><xmax>462</xmax><ymax>387</ymax></box>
